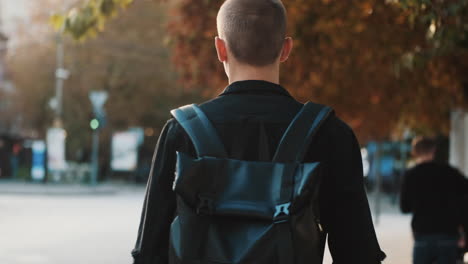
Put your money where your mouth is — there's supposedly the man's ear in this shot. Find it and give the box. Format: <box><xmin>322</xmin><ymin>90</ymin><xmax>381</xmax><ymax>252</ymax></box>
<box><xmin>215</xmin><ymin>37</ymin><xmax>228</xmax><ymax>63</ymax></box>
<box><xmin>279</xmin><ymin>37</ymin><xmax>293</xmax><ymax>63</ymax></box>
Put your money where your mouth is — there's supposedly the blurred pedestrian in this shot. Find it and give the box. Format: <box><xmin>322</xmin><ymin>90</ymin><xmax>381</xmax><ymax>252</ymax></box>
<box><xmin>132</xmin><ymin>0</ymin><xmax>385</xmax><ymax>263</ymax></box>
<box><xmin>10</xmin><ymin>141</ymin><xmax>21</xmax><ymax>179</ymax></box>
<box><xmin>400</xmin><ymin>137</ymin><xmax>468</xmax><ymax>264</ymax></box>
<box><xmin>0</xmin><ymin>139</ymin><xmax>4</xmax><ymax>177</ymax></box>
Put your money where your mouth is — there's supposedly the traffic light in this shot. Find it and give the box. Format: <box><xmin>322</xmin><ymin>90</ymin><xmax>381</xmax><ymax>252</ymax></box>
<box><xmin>89</xmin><ymin>111</ymin><xmax>107</xmax><ymax>131</ymax></box>
<box><xmin>90</xmin><ymin>118</ymin><xmax>100</xmax><ymax>130</ymax></box>
<box><xmin>89</xmin><ymin>91</ymin><xmax>108</xmax><ymax>131</ymax></box>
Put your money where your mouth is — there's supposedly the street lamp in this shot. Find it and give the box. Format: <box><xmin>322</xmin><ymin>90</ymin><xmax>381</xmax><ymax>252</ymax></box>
<box><xmin>53</xmin><ymin>28</ymin><xmax>70</xmax><ymax>127</ymax></box>
<box><xmin>46</xmin><ymin>27</ymin><xmax>69</xmax><ymax>183</ymax></box>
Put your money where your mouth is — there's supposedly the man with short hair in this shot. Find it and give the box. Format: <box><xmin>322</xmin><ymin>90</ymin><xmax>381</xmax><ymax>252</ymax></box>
<box><xmin>400</xmin><ymin>137</ymin><xmax>468</xmax><ymax>264</ymax></box>
<box><xmin>132</xmin><ymin>0</ymin><xmax>385</xmax><ymax>263</ymax></box>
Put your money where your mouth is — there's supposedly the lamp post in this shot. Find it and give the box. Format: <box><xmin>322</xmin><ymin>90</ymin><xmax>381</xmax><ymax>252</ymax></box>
<box><xmin>46</xmin><ymin>27</ymin><xmax>69</xmax><ymax>183</ymax></box>
<box><xmin>53</xmin><ymin>28</ymin><xmax>69</xmax><ymax>127</ymax></box>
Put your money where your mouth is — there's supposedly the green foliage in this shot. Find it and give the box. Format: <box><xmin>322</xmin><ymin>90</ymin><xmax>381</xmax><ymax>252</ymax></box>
<box><xmin>51</xmin><ymin>0</ymin><xmax>134</xmax><ymax>40</ymax></box>
<box><xmin>396</xmin><ymin>0</ymin><xmax>468</xmax><ymax>53</ymax></box>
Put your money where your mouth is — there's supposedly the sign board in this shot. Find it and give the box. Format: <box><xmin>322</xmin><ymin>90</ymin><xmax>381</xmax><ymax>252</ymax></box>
<box><xmin>89</xmin><ymin>91</ymin><xmax>108</xmax><ymax>117</ymax></box>
<box><xmin>31</xmin><ymin>140</ymin><xmax>46</xmax><ymax>181</ymax></box>
<box><xmin>111</xmin><ymin>131</ymin><xmax>139</xmax><ymax>171</ymax></box>
<box><xmin>55</xmin><ymin>68</ymin><xmax>70</xmax><ymax>79</ymax></box>
<box><xmin>47</xmin><ymin>128</ymin><xmax>67</xmax><ymax>171</ymax></box>
<box><xmin>129</xmin><ymin>127</ymin><xmax>145</xmax><ymax>145</ymax></box>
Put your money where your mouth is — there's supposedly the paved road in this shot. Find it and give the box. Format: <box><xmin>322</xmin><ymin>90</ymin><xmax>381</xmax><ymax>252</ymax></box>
<box><xmin>0</xmin><ymin>189</ymin><xmax>144</xmax><ymax>264</ymax></box>
<box><xmin>0</xmin><ymin>189</ymin><xmax>416</xmax><ymax>264</ymax></box>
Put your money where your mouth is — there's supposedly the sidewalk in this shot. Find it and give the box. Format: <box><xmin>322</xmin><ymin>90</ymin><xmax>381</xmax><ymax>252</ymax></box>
<box><xmin>0</xmin><ymin>180</ymin><xmax>145</xmax><ymax>196</ymax></box>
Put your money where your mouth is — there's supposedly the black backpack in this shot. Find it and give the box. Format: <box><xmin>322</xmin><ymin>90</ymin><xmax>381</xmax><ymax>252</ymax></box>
<box><xmin>169</xmin><ymin>102</ymin><xmax>333</xmax><ymax>264</ymax></box>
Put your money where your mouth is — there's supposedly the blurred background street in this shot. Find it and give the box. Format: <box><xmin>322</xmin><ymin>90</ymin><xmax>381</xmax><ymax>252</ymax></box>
<box><xmin>1</xmin><ymin>0</ymin><xmax>468</xmax><ymax>263</ymax></box>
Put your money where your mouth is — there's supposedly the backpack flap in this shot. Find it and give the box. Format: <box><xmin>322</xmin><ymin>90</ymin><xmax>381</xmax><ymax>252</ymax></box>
<box><xmin>294</xmin><ymin>162</ymin><xmax>321</xmax><ymax>198</ymax></box>
<box><xmin>174</xmin><ymin>152</ymin><xmax>324</xmax><ymax>222</ymax></box>
<box><xmin>290</xmin><ymin>161</ymin><xmax>322</xmax><ymax>214</ymax></box>
<box><xmin>174</xmin><ymin>151</ymin><xmax>300</xmax><ymax>221</ymax></box>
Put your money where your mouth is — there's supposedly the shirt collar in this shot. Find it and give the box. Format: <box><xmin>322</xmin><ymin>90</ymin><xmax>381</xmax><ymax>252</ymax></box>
<box><xmin>219</xmin><ymin>80</ymin><xmax>292</xmax><ymax>97</ymax></box>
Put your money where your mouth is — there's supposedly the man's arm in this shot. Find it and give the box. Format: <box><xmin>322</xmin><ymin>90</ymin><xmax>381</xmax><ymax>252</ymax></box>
<box><xmin>319</xmin><ymin>118</ymin><xmax>385</xmax><ymax>264</ymax></box>
<box><xmin>399</xmin><ymin>170</ymin><xmax>413</xmax><ymax>214</ymax></box>
<box><xmin>132</xmin><ymin>120</ymin><xmax>179</xmax><ymax>264</ymax></box>
<box><xmin>451</xmin><ymin>166</ymin><xmax>468</xmax><ymax>194</ymax></box>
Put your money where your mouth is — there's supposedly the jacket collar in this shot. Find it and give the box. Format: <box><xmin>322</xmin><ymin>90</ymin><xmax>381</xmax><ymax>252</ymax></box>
<box><xmin>219</xmin><ymin>80</ymin><xmax>292</xmax><ymax>97</ymax></box>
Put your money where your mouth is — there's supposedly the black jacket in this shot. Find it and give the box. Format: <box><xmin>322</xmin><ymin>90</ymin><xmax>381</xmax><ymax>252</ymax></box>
<box><xmin>400</xmin><ymin>161</ymin><xmax>468</xmax><ymax>235</ymax></box>
<box><xmin>132</xmin><ymin>80</ymin><xmax>385</xmax><ymax>264</ymax></box>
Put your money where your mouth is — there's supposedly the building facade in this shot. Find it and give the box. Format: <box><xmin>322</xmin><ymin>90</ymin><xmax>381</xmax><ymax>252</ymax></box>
<box><xmin>450</xmin><ymin>111</ymin><xmax>468</xmax><ymax>177</ymax></box>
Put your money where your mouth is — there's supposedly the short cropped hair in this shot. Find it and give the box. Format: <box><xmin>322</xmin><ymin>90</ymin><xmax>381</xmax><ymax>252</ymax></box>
<box><xmin>217</xmin><ymin>0</ymin><xmax>287</xmax><ymax>66</ymax></box>
<box><xmin>411</xmin><ymin>137</ymin><xmax>436</xmax><ymax>157</ymax></box>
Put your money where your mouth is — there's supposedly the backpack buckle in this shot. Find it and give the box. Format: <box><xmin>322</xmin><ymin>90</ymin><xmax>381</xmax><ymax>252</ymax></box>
<box><xmin>196</xmin><ymin>194</ymin><xmax>214</xmax><ymax>215</ymax></box>
<box><xmin>274</xmin><ymin>202</ymin><xmax>291</xmax><ymax>223</ymax></box>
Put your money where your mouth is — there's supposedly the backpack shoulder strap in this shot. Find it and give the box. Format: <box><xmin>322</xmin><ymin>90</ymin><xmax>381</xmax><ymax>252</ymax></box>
<box><xmin>171</xmin><ymin>104</ymin><xmax>228</xmax><ymax>158</ymax></box>
<box><xmin>273</xmin><ymin>102</ymin><xmax>334</xmax><ymax>163</ymax></box>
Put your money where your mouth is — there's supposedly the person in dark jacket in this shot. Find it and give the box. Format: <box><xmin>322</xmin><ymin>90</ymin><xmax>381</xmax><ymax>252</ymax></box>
<box><xmin>400</xmin><ymin>137</ymin><xmax>468</xmax><ymax>264</ymax></box>
<box><xmin>132</xmin><ymin>0</ymin><xmax>385</xmax><ymax>263</ymax></box>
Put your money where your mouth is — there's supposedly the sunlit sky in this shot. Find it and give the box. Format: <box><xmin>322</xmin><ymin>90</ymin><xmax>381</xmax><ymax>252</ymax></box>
<box><xmin>1</xmin><ymin>0</ymin><xmax>31</xmax><ymax>33</ymax></box>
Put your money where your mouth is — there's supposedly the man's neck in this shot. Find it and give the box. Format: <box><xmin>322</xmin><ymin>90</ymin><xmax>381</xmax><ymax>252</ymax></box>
<box><xmin>227</xmin><ymin>62</ymin><xmax>280</xmax><ymax>85</ymax></box>
<box><xmin>415</xmin><ymin>155</ymin><xmax>434</xmax><ymax>165</ymax></box>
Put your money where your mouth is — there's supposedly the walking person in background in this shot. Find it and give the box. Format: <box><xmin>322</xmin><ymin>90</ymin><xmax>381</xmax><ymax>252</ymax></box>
<box><xmin>10</xmin><ymin>141</ymin><xmax>22</xmax><ymax>179</ymax></box>
<box><xmin>400</xmin><ymin>137</ymin><xmax>468</xmax><ymax>264</ymax></box>
<box><xmin>0</xmin><ymin>139</ymin><xmax>4</xmax><ymax>178</ymax></box>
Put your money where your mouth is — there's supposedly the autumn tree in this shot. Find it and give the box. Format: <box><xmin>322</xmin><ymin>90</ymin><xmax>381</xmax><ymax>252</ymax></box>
<box><xmin>55</xmin><ymin>0</ymin><xmax>468</xmax><ymax>141</ymax></box>
<box><xmin>160</xmin><ymin>0</ymin><xmax>467</xmax><ymax>141</ymax></box>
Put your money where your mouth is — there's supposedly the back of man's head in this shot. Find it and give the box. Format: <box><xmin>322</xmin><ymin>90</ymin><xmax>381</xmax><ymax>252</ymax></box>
<box><xmin>217</xmin><ymin>0</ymin><xmax>287</xmax><ymax>66</ymax></box>
<box><xmin>411</xmin><ymin>137</ymin><xmax>436</xmax><ymax>159</ymax></box>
